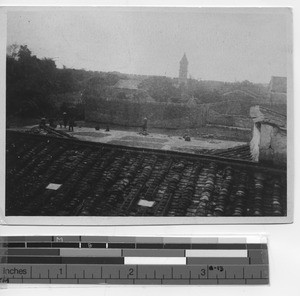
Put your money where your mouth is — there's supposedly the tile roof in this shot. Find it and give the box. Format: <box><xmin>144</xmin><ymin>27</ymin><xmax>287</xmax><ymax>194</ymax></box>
<box><xmin>26</xmin><ymin>126</ymin><xmax>74</xmax><ymax>138</ymax></box>
<box><xmin>6</xmin><ymin>131</ymin><xmax>286</xmax><ymax>217</ymax></box>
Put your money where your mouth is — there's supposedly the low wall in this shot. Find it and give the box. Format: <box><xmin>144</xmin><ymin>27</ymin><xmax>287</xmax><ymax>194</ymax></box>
<box><xmin>85</xmin><ymin>97</ymin><xmax>257</xmax><ymax>130</ymax></box>
<box><xmin>85</xmin><ymin>98</ymin><xmax>210</xmax><ymax>129</ymax></box>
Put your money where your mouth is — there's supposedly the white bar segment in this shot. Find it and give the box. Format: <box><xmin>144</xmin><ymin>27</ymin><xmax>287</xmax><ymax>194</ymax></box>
<box><xmin>218</xmin><ymin>237</ymin><xmax>246</xmax><ymax>243</ymax></box>
<box><xmin>247</xmin><ymin>236</ymin><xmax>267</xmax><ymax>244</ymax></box>
<box><xmin>124</xmin><ymin>257</ymin><xmax>186</xmax><ymax>265</ymax></box>
<box><xmin>186</xmin><ymin>250</ymin><xmax>247</xmax><ymax>257</ymax></box>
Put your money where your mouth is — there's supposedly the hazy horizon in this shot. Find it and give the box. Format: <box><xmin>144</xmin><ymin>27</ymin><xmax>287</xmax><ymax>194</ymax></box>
<box><xmin>7</xmin><ymin>7</ymin><xmax>291</xmax><ymax>84</ymax></box>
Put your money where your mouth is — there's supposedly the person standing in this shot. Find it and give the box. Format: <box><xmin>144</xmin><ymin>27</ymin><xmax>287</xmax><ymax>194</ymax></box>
<box><xmin>63</xmin><ymin>112</ymin><xmax>67</xmax><ymax>128</ymax></box>
<box><xmin>69</xmin><ymin>116</ymin><xmax>74</xmax><ymax>132</ymax></box>
<box><xmin>142</xmin><ymin>116</ymin><xmax>148</xmax><ymax>132</ymax></box>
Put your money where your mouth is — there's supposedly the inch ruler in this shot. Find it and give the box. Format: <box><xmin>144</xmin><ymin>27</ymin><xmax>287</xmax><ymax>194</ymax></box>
<box><xmin>0</xmin><ymin>236</ymin><xmax>269</xmax><ymax>285</ymax></box>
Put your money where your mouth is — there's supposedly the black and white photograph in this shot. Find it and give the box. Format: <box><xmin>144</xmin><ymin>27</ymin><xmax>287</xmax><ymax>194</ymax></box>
<box><xmin>2</xmin><ymin>7</ymin><xmax>293</xmax><ymax>224</ymax></box>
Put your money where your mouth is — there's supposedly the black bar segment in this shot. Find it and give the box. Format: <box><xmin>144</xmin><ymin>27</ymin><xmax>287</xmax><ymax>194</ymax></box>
<box><xmin>164</xmin><ymin>244</ymin><xmax>191</xmax><ymax>249</ymax></box>
<box><xmin>27</xmin><ymin>243</ymin><xmax>52</xmax><ymax>248</ymax></box>
<box><xmin>61</xmin><ymin>257</ymin><xmax>124</xmax><ymax>264</ymax></box>
<box><xmin>108</xmin><ymin>243</ymin><xmax>135</xmax><ymax>249</ymax></box>
<box><xmin>247</xmin><ymin>244</ymin><xmax>268</xmax><ymax>249</ymax></box>
<box><xmin>136</xmin><ymin>243</ymin><xmax>164</xmax><ymax>249</ymax></box>
<box><xmin>52</xmin><ymin>243</ymin><xmax>79</xmax><ymax>248</ymax></box>
<box><xmin>187</xmin><ymin>257</ymin><xmax>250</xmax><ymax>265</ymax></box>
<box><xmin>7</xmin><ymin>256</ymin><xmax>61</xmax><ymax>264</ymax></box>
<box><xmin>81</xmin><ymin>243</ymin><xmax>106</xmax><ymax>248</ymax></box>
<box><xmin>191</xmin><ymin>244</ymin><xmax>247</xmax><ymax>249</ymax></box>
<box><xmin>5</xmin><ymin>243</ymin><xmax>26</xmax><ymax>248</ymax></box>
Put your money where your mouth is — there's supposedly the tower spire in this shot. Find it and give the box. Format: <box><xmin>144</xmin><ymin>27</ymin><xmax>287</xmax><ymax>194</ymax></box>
<box><xmin>179</xmin><ymin>53</ymin><xmax>188</xmax><ymax>86</ymax></box>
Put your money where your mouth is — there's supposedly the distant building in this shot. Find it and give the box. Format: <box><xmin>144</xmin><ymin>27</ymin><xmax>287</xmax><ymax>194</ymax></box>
<box><xmin>268</xmin><ymin>76</ymin><xmax>287</xmax><ymax>105</ymax></box>
<box><xmin>179</xmin><ymin>53</ymin><xmax>188</xmax><ymax>86</ymax></box>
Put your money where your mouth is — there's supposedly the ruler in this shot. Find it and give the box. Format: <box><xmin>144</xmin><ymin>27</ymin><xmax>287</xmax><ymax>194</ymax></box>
<box><xmin>0</xmin><ymin>236</ymin><xmax>269</xmax><ymax>285</ymax></box>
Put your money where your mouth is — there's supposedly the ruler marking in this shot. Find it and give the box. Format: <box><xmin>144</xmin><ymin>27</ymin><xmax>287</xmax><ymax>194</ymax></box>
<box><xmin>0</xmin><ymin>236</ymin><xmax>268</xmax><ymax>285</ymax></box>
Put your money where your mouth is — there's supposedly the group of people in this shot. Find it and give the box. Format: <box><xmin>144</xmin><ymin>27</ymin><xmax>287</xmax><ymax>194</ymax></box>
<box><xmin>39</xmin><ymin>112</ymin><xmax>75</xmax><ymax>132</ymax></box>
<box><xmin>60</xmin><ymin>112</ymin><xmax>75</xmax><ymax>132</ymax></box>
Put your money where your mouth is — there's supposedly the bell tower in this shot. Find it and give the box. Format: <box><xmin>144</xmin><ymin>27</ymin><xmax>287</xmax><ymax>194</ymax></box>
<box><xmin>179</xmin><ymin>53</ymin><xmax>188</xmax><ymax>86</ymax></box>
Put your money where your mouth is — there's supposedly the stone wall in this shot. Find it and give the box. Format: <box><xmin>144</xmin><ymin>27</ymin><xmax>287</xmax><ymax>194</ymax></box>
<box><xmin>85</xmin><ymin>98</ymin><xmax>210</xmax><ymax>129</ymax></box>
<box><xmin>259</xmin><ymin>124</ymin><xmax>287</xmax><ymax>166</ymax></box>
<box><xmin>249</xmin><ymin>105</ymin><xmax>287</xmax><ymax>167</ymax></box>
<box><xmin>85</xmin><ymin>97</ymin><xmax>255</xmax><ymax>129</ymax></box>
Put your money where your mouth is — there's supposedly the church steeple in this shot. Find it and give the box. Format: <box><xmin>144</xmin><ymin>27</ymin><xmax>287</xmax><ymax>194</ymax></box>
<box><xmin>179</xmin><ymin>53</ymin><xmax>188</xmax><ymax>86</ymax></box>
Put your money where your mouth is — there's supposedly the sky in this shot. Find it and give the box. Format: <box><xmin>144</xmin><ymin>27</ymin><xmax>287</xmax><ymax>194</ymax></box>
<box><xmin>7</xmin><ymin>7</ymin><xmax>292</xmax><ymax>84</ymax></box>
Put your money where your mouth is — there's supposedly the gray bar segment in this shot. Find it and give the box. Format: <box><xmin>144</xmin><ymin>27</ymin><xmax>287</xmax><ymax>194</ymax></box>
<box><xmin>246</xmin><ymin>279</ymin><xmax>269</xmax><ymax>285</ymax></box>
<box><xmin>60</xmin><ymin>249</ymin><xmax>121</xmax><ymax>257</ymax></box>
<box><xmin>78</xmin><ymin>279</ymin><xmax>106</xmax><ymax>284</ymax></box>
<box><xmin>190</xmin><ymin>279</ymin><xmax>218</xmax><ymax>285</ymax></box>
<box><xmin>248</xmin><ymin>250</ymin><xmax>269</xmax><ymax>264</ymax></box>
<box><xmin>187</xmin><ymin>257</ymin><xmax>249</xmax><ymax>265</ymax></box>
<box><xmin>23</xmin><ymin>279</ymin><xmax>50</xmax><ymax>284</ymax></box>
<box><xmin>106</xmin><ymin>279</ymin><xmax>134</xmax><ymax>284</ymax></box>
<box><xmin>108</xmin><ymin>237</ymin><xmax>136</xmax><ymax>243</ymax></box>
<box><xmin>135</xmin><ymin>279</ymin><xmax>162</xmax><ymax>285</ymax></box>
<box><xmin>53</xmin><ymin>236</ymin><xmax>80</xmax><ymax>242</ymax></box>
<box><xmin>50</xmin><ymin>279</ymin><xmax>78</xmax><ymax>284</ymax></box>
<box><xmin>80</xmin><ymin>236</ymin><xmax>108</xmax><ymax>242</ymax></box>
<box><xmin>162</xmin><ymin>279</ymin><xmax>190</xmax><ymax>285</ymax></box>
<box><xmin>5</xmin><ymin>278</ymin><xmax>24</xmax><ymax>283</ymax></box>
<box><xmin>2</xmin><ymin>237</ymin><xmax>26</xmax><ymax>242</ymax></box>
<box><xmin>135</xmin><ymin>237</ymin><xmax>164</xmax><ymax>243</ymax></box>
<box><xmin>190</xmin><ymin>237</ymin><xmax>218</xmax><ymax>244</ymax></box>
<box><xmin>123</xmin><ymin>249</ymin><xmax>184</xmax><ymax>257</ymax></box>
<box><xmin>163</xmin><ymin>237</ymin><xmax>191</xmax><ymax>243</ymax></box>
<box><xmin>218</xmin><ymin>279</ymin><xmax>246</xmax><ymax>285</ymax></box>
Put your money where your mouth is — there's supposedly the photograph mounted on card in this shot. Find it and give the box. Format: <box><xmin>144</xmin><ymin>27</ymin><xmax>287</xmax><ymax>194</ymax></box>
<box><xmin>1</xmin><ymin>6</ymin><xmax>293</xmax><ymax>225</ymax></box>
